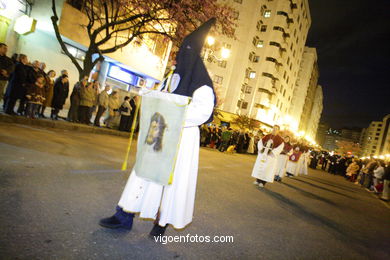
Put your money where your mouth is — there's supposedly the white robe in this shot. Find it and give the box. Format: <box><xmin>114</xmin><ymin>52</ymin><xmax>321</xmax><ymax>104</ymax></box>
<box><xmin>251</xmin><ymin>139</ymin><xmax>284</xmax><ymax>183</ymax></box>
<box><xmin>117</xmin><ymin>86</ymin><xmax>214</xmax><ymax>229</ymax></box>
<box><xmin>286</xmin><ymin>160</ymin><xmax>300</xmax><ymax>176</ymax></box>
<box><xmin>247</xmin><ymin>137</ymin><xmax>255</xmax><ymax>154</ymax></box>
<box><xmin>298</xmin><ymin>152</ymin><xmax>309</xmax><ymax>175</ymax></box>
<box><xmin>274</xmin><ymin>154</ymin><xmax>289</xmax><ymax>178</ymax></box>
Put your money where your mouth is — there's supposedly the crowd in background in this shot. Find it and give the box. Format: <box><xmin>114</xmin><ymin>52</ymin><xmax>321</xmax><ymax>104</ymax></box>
<box><xmin>0</xmin><ymin>43</ymin><xmax>137</xmax><ymax>131</ymax></box>
<box><xmin>200</xmin><ymin>125</ymin><xmax>261</xmax><ymax>154</ymax></box>
<box><xmin>309</xmin><ymin>151</ymin><xmax>390</xmax><ymax>202</ymax></box>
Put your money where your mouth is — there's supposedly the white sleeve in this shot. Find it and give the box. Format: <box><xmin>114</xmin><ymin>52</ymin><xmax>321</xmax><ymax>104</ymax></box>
<box><xmin>184</xmin><ymin>85</ymin><xmax>215</xmax><ymax>127</ymax></box>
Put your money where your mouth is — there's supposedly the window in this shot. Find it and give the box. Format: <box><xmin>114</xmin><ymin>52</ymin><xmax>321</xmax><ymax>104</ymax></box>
<box><xmin>261</xmin><ymin>25</ymin><xmax>267</xmax><ymax>32</ymax></box>
<box><xmin>270</xmin><ymin>41</ymin><xmax>281</xmax><ymax>48</ymax></box>
<box><xmin>264</xmin><ymin>10</ymin><xmax>271</xmax><ymax>18</ymax></box>
<box><xmin>262</xmin><ymin>72</ymin><xmax>275</xmax><ymax>79</ymax></box>
<box><xmin>62</xmin><ymin>42</ymin><xmax>86</xmax><ymax>61</ymax></box>
<box><xmin>252</xmin><ymin>36</ymin><xmax>264</xmax><ymax>48</ymax></box>
<box><xmin>213</xmin><ymin>75</ymin><xmax>223</xmax><ymax>84</ymax></box>
<box><xmin>256</xmin><ymin>20</ymin><xmax>263</xmax><ymax>30</ymax></box>
<box><xmin>246</xmin><ymin>68</ymin><xmax>256</xmax><ymax>79</ymax></box>
<box><xmin>273</xmin><ymin>26</ymin><xmax>284</xmax><ymax>32</ymax></box>
<box><xmin>218</xmin><ymin>60</ymin><xmax>227</xmax><ymax>68</ymax></box>
<box><xmin>283</xmin><ymin>89</ymin><xmax>286</xmax><ymax>97</ymax></box>
<box><xmin>283</xmin><ymin>71</ymin><xmax>286</xmax><ymax>79</ymax></box>
<box><xmin>277</xmin><ymin>11</ymin><xmax>288</xmax><ymax>17</ymax></box>
<box><xmin>245</xmin><ymin>85</ymin><xmax>252</xmax><ymax>94</ymax></box>
<box><xmin>375</xmin><ymin>137</ymin><xmax>379</xmax><ymax>140</ymax></box>
<box><xmin>241</xmin><ymin>102</ymin><xmax>248</xmax><ymax>109</ymax></box>
<box><xmin>233</xmin><ymin>0</ymin><xmax>243</xmax><ymax>3</ymax></box>
<box><xmin>237</xmin><ymin>100</ymin><xmax>242</xmax><ymax>107</ymax></box>
<box><xmin>249</xmin><ymin>52</ymin><xmax>260</xmax><ymax>63</ymax></box>
<box><xmin>266</xmin><ymin>57</ymin><xmax>277</xmax><ymax>63</ymax></box>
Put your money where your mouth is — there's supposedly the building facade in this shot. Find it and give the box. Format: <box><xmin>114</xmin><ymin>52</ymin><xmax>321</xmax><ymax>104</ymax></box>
<box><xmin>0</xmin><ymin>0</ymin><xmax>171</xmax><ymax>108</ymax></box>
<box><xmin>289</xmin><ymin>47</ymin><xmax>317</xmax><ymax>132</ymax></box>
<box><xmin>205</xmin><ymin>0</ymin><xmax>312</xmax><ymax>129</ymax></box>
<box><xmin>360</xmin><ymin>114</ymin><xmax>390</xmax><ymax>157</ymax></box>
<box><xmin>305</xmin><ymin>84</ymin><xmax>323</xmax><ymax>141</ymax></box>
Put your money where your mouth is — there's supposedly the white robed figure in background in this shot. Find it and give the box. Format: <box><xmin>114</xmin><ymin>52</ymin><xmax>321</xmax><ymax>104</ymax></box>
<box><xmin>251</xmin><ymin>125</ymin><xmax>284</xmax><ymax>188</ymax></box>
<box><xmin>99</xmin><ymin>19</ymin><xmax>217</xmax><ymax>237</ymax></box>
<box><xmin>274</xmin><ymin>136</ymin><xmax>293</xmax><ymax>182</ymax></box>
<box><xmin>298</xmin><ymin>146</ymin><xmax>310</xmax><ymax>175</ymax></box>
<box><xmin>286</xmin><ymin>146</ymin><xmax>302</xmax><ymax>177</ymax></box>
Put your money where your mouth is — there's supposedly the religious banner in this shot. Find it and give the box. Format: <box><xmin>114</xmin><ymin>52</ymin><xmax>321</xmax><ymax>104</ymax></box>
<box><xmin>134</xmin><ymin>90</ymin><xmax>190</xmax><ymax>185</ymax></box>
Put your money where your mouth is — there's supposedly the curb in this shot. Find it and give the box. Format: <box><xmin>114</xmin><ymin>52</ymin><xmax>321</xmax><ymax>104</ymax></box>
<box><xmin>0</xmin><ymin>113</ymin><xmax>131</xmax><ymax>138</ymax></box>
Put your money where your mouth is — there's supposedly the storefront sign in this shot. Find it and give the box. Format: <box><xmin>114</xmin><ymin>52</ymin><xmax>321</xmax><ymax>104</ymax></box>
<box><xmin>107</xmin><ymin>64</ymin><xmax>136</xmax><ymax>85</ymax></box>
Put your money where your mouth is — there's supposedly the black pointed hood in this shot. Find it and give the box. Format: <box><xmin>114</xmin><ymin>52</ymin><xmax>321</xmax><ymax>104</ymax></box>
<box><xmin>172</xmin><ymin>19</ymin><xmax>216</xmax><ymax>122</ymax></box>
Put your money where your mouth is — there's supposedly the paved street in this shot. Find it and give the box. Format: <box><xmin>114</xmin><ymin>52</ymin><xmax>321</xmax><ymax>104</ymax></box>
<box><xmin>0</xmin><ymin>122</ymin><xmax>389</xmax><ymax>260</ymax></box>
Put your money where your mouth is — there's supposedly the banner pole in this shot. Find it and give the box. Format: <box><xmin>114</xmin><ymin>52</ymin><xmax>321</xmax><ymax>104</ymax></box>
<box><xmin>121</xmin><ymin>96</ymin><xmax>142</xmax><ymax>171</ymax></box>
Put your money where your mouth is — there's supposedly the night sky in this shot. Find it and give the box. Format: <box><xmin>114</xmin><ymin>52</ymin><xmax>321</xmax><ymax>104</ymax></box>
<box><xmin>306</xmin><ymin>0</ymin><xmax>390</xmax><ymax>129</ymax></box>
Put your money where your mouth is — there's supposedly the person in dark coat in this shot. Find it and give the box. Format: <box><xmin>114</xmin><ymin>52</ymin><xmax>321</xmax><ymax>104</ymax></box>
<box><xmin>51</xmin><ymin>74</ymin><xmax>69</xmax><ymax>120</ymax></box>
<box><xmin>4</xmin><ymin>54</ymin><xmax>29</xmax><ymax>115</ymax></box>
<box><xmin>236</xmin><ymin>131</ymin><xmax>246</xmax><ymax>153</ymax></box>
<box><xmin>67</xmin><ymin>77</ymin><xmax>87</xmax><ymax>122</ymax></box>
<box><xmin>0</xmin><ymin>43</ymin><xmax>14</xmax><ymax>105</ymax></box>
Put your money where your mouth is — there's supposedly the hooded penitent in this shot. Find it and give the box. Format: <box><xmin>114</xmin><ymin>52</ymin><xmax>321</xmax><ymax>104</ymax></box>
<box><xmin>172</xmin><ymin>18</ymin><xmax>217</xmax><ymax>123</ymax></box>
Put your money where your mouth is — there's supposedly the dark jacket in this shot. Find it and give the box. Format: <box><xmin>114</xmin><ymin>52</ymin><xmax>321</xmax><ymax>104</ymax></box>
<box><xmin>5</xmin><ymin>62</ymin><xmax>28</xmax><ymax>99</ymax></box>
<box><xmin>52</xmin><ymin>77</ymin><xmax>69</xmax><ymax>109</ymax></box>
<box><xmin>26</xmin><ymin>83</ymin><xmax>46</xmax><ymax>104</ymax></box>
<box><xmin>0</xmin><ymin>54</ymin><xmax>14</xmax><ymax>81</ymax></box>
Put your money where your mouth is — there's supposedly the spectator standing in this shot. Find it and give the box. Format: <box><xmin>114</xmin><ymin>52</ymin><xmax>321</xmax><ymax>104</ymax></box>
<box><xmin>39</xmin><ymin>70</ymin><xmax>56</xmax><ymax>118</ymax></box>
<box><xmin>88</xmin><ymin>81</ymin><xmax>99</xmax><ymax>123</ymax></box>
<box><xmin>104</xmin><ymin>91</ymin><xmax>120</xmax><ymax>128</ymax></box>
<box><xmin>380</xmin><ymin>166</ymin><xmax>390</xmax><ymax>201</ymax></box>
<box><xmin>68</xmin><ymin>76</ymin><xmax>87</xmax><ymax>122</ymax></box>
<box><xmin>51</xmin><ymin>74</ymin><xmax>69</xmax><ymax>120</ymax></box>
<box><xmin>78</xmin><ymin>81</ymin><xmax>95</xmax><ymax>124</ymax></box>
<box><xmin>346</xmin><ymin>159</ymin><xmax>360</xmax><ymax>182</ymax></box>
<box><xmin>219</xmin><ymin>127</ymin><xmax>232</xmax><ymax>152</ymax></box>
<box><xmin>0</xmin><ymin>43</ymin><xmax>14</xmax><ymax>105</ymax></box>
<box><xmin>25</xmin><ymin>75</ymin><xmax>46</xmax><ymax>119</ymax></box>
<box><xmin>373</xmin><ymin>161</ymin><xmax>385</xmax><ymax>191</ymax></box>
<box><xmin>5</xmin><ymin>54</ymin><xmax>28</xmax><ymax>115</ymax></box>
<box><xmin>118</xmin><ymin>96</ymin><xmax>132</xmax><ymax>131</ymax></box>
<box><xmin>94</xmin><ymin>85</ymin><xmax>110</xmax><ymax>127</ymax></box>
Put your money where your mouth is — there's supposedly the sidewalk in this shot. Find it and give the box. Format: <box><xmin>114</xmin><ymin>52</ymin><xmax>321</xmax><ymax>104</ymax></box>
<box><xmin>0</xmin><ymin>112</ymin><xmax>131</xmax><ymax>137</ymax></box>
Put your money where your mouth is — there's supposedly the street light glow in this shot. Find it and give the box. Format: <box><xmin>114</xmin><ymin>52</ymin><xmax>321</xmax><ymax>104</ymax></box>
<box><xmin>221</xmin><ymin>47</ymin><xmax>231</xmax><ymax>59</ymax></box>
<box><xmin>206</xmin><ymin>36</ymin><xmax>215</xmax><ymax>46</ymax></box>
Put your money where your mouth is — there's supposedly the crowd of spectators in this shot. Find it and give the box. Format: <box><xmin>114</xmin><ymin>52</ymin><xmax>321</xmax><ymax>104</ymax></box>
<box><xmin>200</xmin><ymin>125</ymin><xmax>262</xmax><ymax>154</ymax></box>
<box><xmin>0</xmin><ymin>43</ymin><xmax>137</xmax><ymax>131</ymax></box>
<box><xmin>309</xmin><ymin>151</ymin><xmax>390</xmax><ymax>202</ymax></box>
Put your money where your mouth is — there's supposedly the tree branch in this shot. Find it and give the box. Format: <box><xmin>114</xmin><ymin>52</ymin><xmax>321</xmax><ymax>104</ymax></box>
<box><xmin>51</xmin><ymin>0</ymin><xmax>82</xmax><ymax>74</ymax></box>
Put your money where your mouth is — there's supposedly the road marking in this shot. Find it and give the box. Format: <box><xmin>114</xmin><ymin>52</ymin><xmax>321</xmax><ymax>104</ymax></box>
<box><xmin>12</xmin><ymin>124</ymin><xmax>55</xmax><ymax>134</ymax></box>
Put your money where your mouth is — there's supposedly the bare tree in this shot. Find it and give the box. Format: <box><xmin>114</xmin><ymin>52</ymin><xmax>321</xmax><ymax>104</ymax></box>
<box><xmin>51</xmin><ymin>0</ymin><xmax>236</xmax><ymax>80</ymax></box>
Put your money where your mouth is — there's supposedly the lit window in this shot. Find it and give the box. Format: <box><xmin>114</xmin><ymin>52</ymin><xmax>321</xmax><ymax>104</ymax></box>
<box><xmin>264</xmin><ymin>10</ymin><xmax>271</xmax><ymax>18</ymax></box>
<box><xmin>246</xmin><ymin>68</ymin><xmax>256</xmax><ymax>79</ymax></box>
<box><xmin>252</xmin><ymin>36</ymin><xmax>264</xmax><ymax>48</ymax></box>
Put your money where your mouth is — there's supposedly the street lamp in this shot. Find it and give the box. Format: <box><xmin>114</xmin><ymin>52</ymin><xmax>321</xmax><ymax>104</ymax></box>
<box><xmin>203</xmin><ymin>35</ymin><xmax>230</xmax><ymax>62</ymax></box>
<box><xmin>206</xmin><ymin>36</ymin><xmax>215</xmax><ymax>46</ymax></box>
